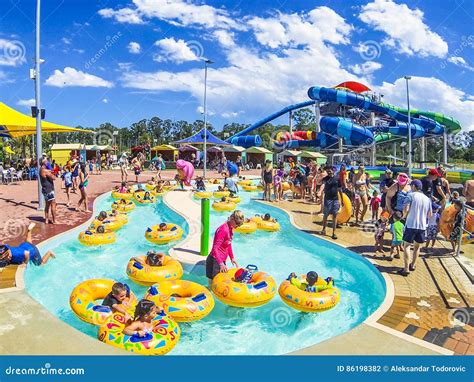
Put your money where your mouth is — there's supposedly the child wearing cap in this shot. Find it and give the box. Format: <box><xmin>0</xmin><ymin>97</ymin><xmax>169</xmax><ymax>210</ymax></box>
<box><xmin>233</xmin><ymin>265</ymin><xmax>258</xmax><ymax>283</ymax></box>
<box><xmin>425</xmin><ymin>203</ymin><xmax>441</xmax><ymax>250</ymax></box>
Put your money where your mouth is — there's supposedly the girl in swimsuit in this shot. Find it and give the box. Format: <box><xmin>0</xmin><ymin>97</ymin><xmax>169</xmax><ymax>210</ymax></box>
<box><xmin>76</xmin><ymin>163</ymin><xmax>90</xmax><ymax>212</ymax></box>
<box><xmin>262</xmin><ymin>160</ymin><xmax>273</xmax><ymax>202</ymax></box>
<box><xmin>273</xmin><ymin>167</ymin><xmax>283</xmax><ymax>202</ymax></box>
<box><xmin>352</xmin><ymin>164</ymin><xmax>369</xmax><ymax>225</ymax></box>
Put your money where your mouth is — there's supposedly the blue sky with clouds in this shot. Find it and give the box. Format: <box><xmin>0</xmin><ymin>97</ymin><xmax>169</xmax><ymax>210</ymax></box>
<box><xmin>0</xmin><ymin>0</ymin><xmax>473</xmax><ymax>130</ymax></box>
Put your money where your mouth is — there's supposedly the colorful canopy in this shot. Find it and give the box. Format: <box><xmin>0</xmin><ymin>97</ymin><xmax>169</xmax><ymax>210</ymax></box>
<box><xmin>0</xmin><ymin>102</ymin><xmax>93</xmax><ymax>138</ymax></box>
<box><xmin>334</xmin><ymin>81</ymin><xmax>371</xmax><ymax>94</ymax></box>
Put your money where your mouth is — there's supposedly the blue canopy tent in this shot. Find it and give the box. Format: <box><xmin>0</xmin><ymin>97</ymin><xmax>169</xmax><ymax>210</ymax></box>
<box><xmin>173</xmin><ymin>129</ymin><xmax>231</xmax><ymax>146</ymax></box>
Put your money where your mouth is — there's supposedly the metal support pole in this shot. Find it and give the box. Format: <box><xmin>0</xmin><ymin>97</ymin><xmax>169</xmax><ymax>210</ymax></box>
<box><xmin>200</xmin><ymin>198</ymin><xmax>210</xmax><ymax>256</ymax></box>
<box><xmin>314</xmin><ymin>102</ymin><xmax>320</xmax><ymax>133</ymax></box>
<box><xmin>420</xmin><ymin>137</ymin><xmax>426</xmax><ymax>169</ymax></box>
<box><xmin>202</xmin><ymin>60</ymin><xmax>213</xmax><ymax>178</ymax></box>
<box><xmin>443</xmin><ymin>130</ymin><xmax>448</xmax><ymax>165</ymax></box>
<box><xmin>393</xmin><ymin>142</ymin><xmax>397</xmax><ymax>165</ymax></box>
<box><xmin>35</xmin><ymin>0</ymin><xmax>44</xmax><ymax>210</ymax></box>
<box><xmin>405</xmin><ymin>76</ymin><xmax>412</xmax><ymax>177</ymax></box>
<box><xmin>289</xmin><ymin>110</ymin><xmax>293</xmax><ymax>132</ymax></box>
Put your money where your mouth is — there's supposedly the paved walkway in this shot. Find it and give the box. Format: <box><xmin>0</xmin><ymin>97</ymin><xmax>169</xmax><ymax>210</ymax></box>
<box><xmin>262</xmin><ymin>198</ymin><xmax>473</xmax><ymax>355</ymax></box>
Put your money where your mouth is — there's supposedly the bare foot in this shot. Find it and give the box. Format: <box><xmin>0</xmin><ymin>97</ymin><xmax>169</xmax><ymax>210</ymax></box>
<box><xmin>46</xmin><ymin>250</ymin><xmax>56</xmax><ymax>258</ymax></box>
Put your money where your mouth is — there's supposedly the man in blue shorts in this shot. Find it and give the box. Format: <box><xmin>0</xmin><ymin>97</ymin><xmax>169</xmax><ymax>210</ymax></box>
<box><xmin>317</xmin><ymin>165</ymin><xmax>343</xmax><ymax>240</ymax></box>
<box><xmin>398</xmin><ymin>179</ymin><xmax>432</xmax><ymax>276</ymax></box>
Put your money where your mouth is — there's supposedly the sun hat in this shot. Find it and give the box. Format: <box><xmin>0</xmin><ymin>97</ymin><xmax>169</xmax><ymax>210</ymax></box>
<box><xmin>397</xmin><ymin>173</ymin><xmax>409</xmax><ymax>186</ymax></box>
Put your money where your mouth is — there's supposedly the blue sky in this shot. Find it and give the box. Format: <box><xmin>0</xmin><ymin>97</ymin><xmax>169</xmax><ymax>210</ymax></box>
<box><xmin>0</xmin><ymin>0</ymin><xmax>473</xmax><ymax>130</ymax></box>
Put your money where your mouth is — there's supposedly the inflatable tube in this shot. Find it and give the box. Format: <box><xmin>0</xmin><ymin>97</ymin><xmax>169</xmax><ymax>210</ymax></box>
<box><xmin>278</xmin><ymin>276</ymin><xmax>340</xmax><ymax>312</ymax></box>
<box><xmin>69</xmin><ymin>279</ymin><xmax>137</xmax><ymax>325</ymax></box>
<box><xmin>126</xmin><ymin>255</ymin><xmax>184</xmax><ymax>286</ymax></box>
<box><xmin>213</xmin><ymin>190</ymin><xmax>230</xmax><ymax>198</ymax></box>
<box><xmin>98</xmin><ymin>312</ymin><xmax>180</xmax><ymax>355</ymax></box>
<box><xmin>211</xmin><ymin>268</ymin><xmax>277</xmax><ymax>308</ymax></box>
<box><xmin>133</xmin><ymin>191</ymin><xmax>156</xmax><ymax>205</ymax></box>
<box><xmin>336</xmin><ymin>193</ymin><xmax>352</xmax><ymax>224</ymax></box>
<box><xmin>227</xmin><ymin>196</ymin><xmax>241</xmax><ymax>204</ymax></box>
<box><xmin>111</xmin><ymin>191</ymin><xmax>133</xmax><ymax>200</ymax></box>
<box><xmin>282</xmin><ymin>181</ymin><xmax>291</xmax><ymax>191</ymax></box>
<box><xmin>176</xmin><ymin>159</ymin><xmax>194</xmax><ymax>187</ymax></box>
<box><xmin>145</xmin><ymin>223</ymin><xmax>183</xmax><ymax>245</ymax></box>
<box><xmin>439</xmin><ymin>205</ymin><xmax>474</xmax><ymax>239</ymax></box>
<box><xmin>145</xmin><ymin>280</ymin><xmax>215</xmax><ymax>322</ymax></box>
<box><xmin>89</xmin><ymin>216</ymin><xmax>127</xmax><ymax>232</ymax></box>
<box><xmin>194</xmin><ymin>191</ymin><xmax>213</xmax><ymax>199</ymax></box>
<box><xmin>242</xmin><ymin>185</ymin><xmax>261</xmax><ymax>192</ymax></box>
<box><xmin>235</xmin><ymin>220</ymin><xmax>258</xmax><ymax>234</ymax></box>
<box><xmin>112</xmin><ymin>200</ymin><xmax>136</xmax><ymax>213</ymax></box>
<box><xmin>237</xmin><ymin>179</ymin><xmax>253</xmax><ymax>186</ymax></box>
<box><xmin>78</xmin><ymin>230</ymin><xmax>116</xmax><ymax>246</ymax></box>
<box><xmin>212</xmin><ymin>201</ymin><xmax>236</xmax><ymax>212</ymax></box>
<box><xmin>250</xmin><ymin>216</ymin><xmax>280</xmax><ymax>232</ymax></box>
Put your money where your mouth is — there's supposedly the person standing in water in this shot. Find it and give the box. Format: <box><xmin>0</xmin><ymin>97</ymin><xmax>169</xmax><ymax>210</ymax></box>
<box><xmin>40</xmin><ymin>158</ymin><xmax>57</xmax><ymax>224</ymax></box>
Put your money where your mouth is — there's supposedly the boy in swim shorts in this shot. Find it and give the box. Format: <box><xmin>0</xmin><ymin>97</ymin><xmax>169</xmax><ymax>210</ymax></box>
<box><xmin>102</xmin><ymin>282</ymin><xmax>132</xmax><ymax>319</ymax></box>
<box><xmin>0</xmin><ymin>223</ymin><xmax>55</xmax><ymax>268</ymax></box>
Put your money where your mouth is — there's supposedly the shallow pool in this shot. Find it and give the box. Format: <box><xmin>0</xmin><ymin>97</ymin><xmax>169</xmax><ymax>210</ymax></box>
<box><xmin>25</xmin><ymin>188</ymin><xmax>386</xmax><ymax>355</ymax></box>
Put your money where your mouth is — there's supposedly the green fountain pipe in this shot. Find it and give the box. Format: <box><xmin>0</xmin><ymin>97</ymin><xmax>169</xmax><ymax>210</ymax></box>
<box><xmin>200</xmin><ymin>198</ymin><xmax>210</xmax><ymax>256</ymax></box>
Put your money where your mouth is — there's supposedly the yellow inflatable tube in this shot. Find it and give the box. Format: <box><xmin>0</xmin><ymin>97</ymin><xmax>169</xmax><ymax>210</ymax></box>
<box><xmin>250</xmin><ymin>216</ymin><xmax>280</xmax><ymax>232</ymax></box>
<box><xmin>126</xmin><ymin>255</ymin><xmax>184</xmax><ymax>286</ymax></box>
<box><xmin>111</xmin><ymin>191</ymin><xmax>133</xmax><ymax>200</ymax></box>
<box><xmin>212</xmin><ymin>201</ymin><xmax>236</xmax><ymax>212</ymax></box>
<box><xmin>134</xmin><ymin>191</ymin><xmax>156</xmax><ymax>204</ymax></box>
<box><xmin>194</xmin><ymin>191</ymin><xmax>212</xmax><ymax>199</ymax></box>
<box><xmin>227</xmin><ymin>196</ymin><xmax>241</xmax><ymax>203</ymax></box>
<box><xmin>69</xmin><ymin>279</ymin><xmax>137</xmax><ymax>325</ymax></box>
<box><xmin>98</xmin><ymin>312</ymin><xmax>180</xmax><ymax>355</ymax></box>
<box><xmin>336</xmin><ymin>193</ymin><xmax>352</xmax><ymax>224</ymax></box>
<box><xmin>78</xmin><ymin>230</ymin><xmax>116</xmax><ymax>245</ymax></box>
<box><xmin>213</xmin><ymin>190</ymin><xmax>230</xmax><ymax>198</ymax></box>
<box><xmin>145</xmin><ymin>223</ymin><xmax>183</xmax><ymax>245</ymax></box>
<box><xmin>144</xmin><ymin>280</ymin><xmax>215</xmax><ymax>322</ymax></box>
<box><xmin>440</xmin><ymin>205</ymin><xmax>474</xmax><ymax>239</ymax></box>
<box><xmin>235</xmin><ymin>220</ymin><xmax>258</xmax><ymax>234</ymax></box>
<box><xmin>90</xmin><ymin>216</ymin><xmax>126</xmax><ymax>232</ymax></box>
<box><xmin>237</xmin><ymin>179</ymin><xmax>252</xmax><ymax>186</ymax></box>
<box><xmin>242</xmin><ymin>185</ymin><xmax>259</xmax><ymax>192</ymax></box>
<box><xmin>211</xmin><ymin>268</ymin><xmax>277</xmax><ymax>308</ymax></box>
<box><xmin>278</xmin><ymin>276</ymin><xmax>340</xmax><ymax>313</ymax></box>
<box><xmin>112</xmin><ymin>200</ymin><xmax>136</xmax><ymax>212</ymax></box>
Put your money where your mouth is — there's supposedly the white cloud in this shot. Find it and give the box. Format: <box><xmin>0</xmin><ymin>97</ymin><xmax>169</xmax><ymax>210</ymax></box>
<box><xmin>118</xmin><ymin>62</ymin><xmax>134</xmax><ymax>71</ymax></box>
<box><xmin>378</xmin><ymin>77</ymin><xmax>474</xmax><ymax>130</ymax></box>
<box><xmin>349</xmin><ymin>61</ymin><xmax>382</xmax><ymax>75</ymax></box>
<box><xmin>62</xmin><ymin>37</ymin><xmax>72</xmax><ymax>45</ymax></box>
<box><xmin>98</xmin><ymin>8</ymin><xmax>144</xmax><ymax>24</ymax></box>
<box><xmin>102</xmin><ymin>98</ymin><xmax>109</xmax><ymax>103</ymax></box>
<box><xmin>359</xmin><ymin>0</ymin><xmax>448</xmax><ymax>58</ymax></box>
<box><xmin>73</xmin><ymin>48</ymin><xmax>85</xmax><ymax>54</ymax></box>
<box><xmin>212</xmin><ymin>30</ymin><xmax>235</xmax><ymax>48</ymax></box>
<box><xmin>247</xmin><ymin>7</ymin><xmax>352</xmax><ymax>50</ymax></box>
<box><xmin>17</xmin><ymin>98</ymin><xmax>35</xmax><ymax>107</ymax></box>
<box><xmin>0</xmin><ymin>39</ymin><xmax>26</xmax><ymax>66</ymax></box>
<box><xmin>447</xmin><ymin>56</ymin><xmax>474</xmax><ymax>71</ymax></box>
<box><xmin>127</xmin><ymin>41</ymin><xmax>141</xmax><ymax>54</ymax></box>
<box><xmin>98</xmin><ymin>0</ymin><xmax>240</xmax><ymax>29</ymax></box>
<box><xmin>154</xmin><ymin>38</ymin><xmax>200</xmax><ymax>63</ymax></box>
<box><xmin>45</xmin><ymin>67</ymin><xmax>114</xmax><ymax>88</ymax></box>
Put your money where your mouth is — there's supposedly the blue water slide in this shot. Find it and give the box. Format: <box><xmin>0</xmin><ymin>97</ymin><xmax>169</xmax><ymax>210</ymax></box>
<box><xmin>307</xmin><ymin>86</ymin><xmax>444</xmax><ymax>136</ymax></box>
<box><xmin>230</xmin><ymin>135</ymin><xmax>262</xmax><ymax>147</ymax></box>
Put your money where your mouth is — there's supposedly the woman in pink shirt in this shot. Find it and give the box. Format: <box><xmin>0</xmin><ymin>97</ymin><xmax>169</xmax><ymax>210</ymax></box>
<box><xmin>206</xmin><ymin>210</ymin><xmax>245</xmax><ymax>283</ymax></box>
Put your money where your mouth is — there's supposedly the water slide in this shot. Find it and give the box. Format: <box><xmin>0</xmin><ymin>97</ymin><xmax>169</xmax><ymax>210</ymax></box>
<box><xmin>227</xmin><ymin>101</ymin><xmax>374</xmax><ymax>149</ymax></box>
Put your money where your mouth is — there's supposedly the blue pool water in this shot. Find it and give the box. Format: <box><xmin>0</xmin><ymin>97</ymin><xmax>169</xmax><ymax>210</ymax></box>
<box><xmin>25</xmin><ymin>189</ymin><xmax>386</xmax><ymax>355</ymax></box>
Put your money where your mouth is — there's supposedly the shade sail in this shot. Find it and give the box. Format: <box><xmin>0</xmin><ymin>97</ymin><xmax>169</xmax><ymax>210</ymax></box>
<box><xmin>173</xmin><ymin>129</ymin><xmax>231</xmax><ymax>146</ymax></box>
<box><xmin>334</xmin><ymin>81</ymin><xmax>371</xmax><ymax>93</ymax></box>
<box><xmin>151</xmin><ymin>144</ymin><xmax>177</xmax><ymax>151</ymax></box>
<box><xmin>0</xmin><ymin>102</ymin><xmax>93</xmax><ymax>138</ymax></box>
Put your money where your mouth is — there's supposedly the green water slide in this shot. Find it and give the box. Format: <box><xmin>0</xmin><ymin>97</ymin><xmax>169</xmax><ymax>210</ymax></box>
<box><xmin>380</xmin><ymin>103</ymin><xmax>461</xmax><ymax>133</ymax></box>
<box><xmin>374</xmin><ymin>133</ymin><xmax>392</xmax><ymax>143</ymax></box>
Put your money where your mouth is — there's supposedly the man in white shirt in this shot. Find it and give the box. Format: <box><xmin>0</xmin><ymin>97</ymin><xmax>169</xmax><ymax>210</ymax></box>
<box><xmin>399</xmin><ymin>179</ymin><xmax>432</xmax><ymax>276</ymax></box>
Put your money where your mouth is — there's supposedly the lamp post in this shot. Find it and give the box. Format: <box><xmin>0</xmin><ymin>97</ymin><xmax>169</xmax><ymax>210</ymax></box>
<box><xmin>404</xmin><ymin>76</ymin><xmax>412</xmax><ymax>177</ymax></box>
<box><xmin>202</xmin><ymin>59</ymin><xmax>213</xmax><ymax>178</ymax></box>
<box><xmin>34</xmin><ymin>0</ymin><xmax>44</xmax><ymax>210</ymax></box>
